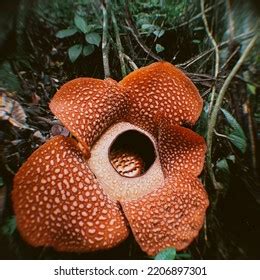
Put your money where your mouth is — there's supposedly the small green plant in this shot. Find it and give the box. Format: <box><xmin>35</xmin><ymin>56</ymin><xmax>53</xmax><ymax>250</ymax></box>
<box><xmin>139</xmin><ymin>20</ymin><xmax>166</xmax><ymax>54</ymax></box>
<box><xmin>220</xmin><ymin>108</ymin><xmax>247</xmax><ymax>153</ymax></box>
<box><xmin>1</xmin><ymin>216</ymin><xmax>16</xmax><ymax>236</ymax></box>
<box><xmin>154</xmin><ymin>247</ymin><xmax>192</xmax><ymax>260</ymax></box>
<box><xmin>56</xmin><ymin>13</ymin><xmax>101</xmax><ymax>63</ymax></box>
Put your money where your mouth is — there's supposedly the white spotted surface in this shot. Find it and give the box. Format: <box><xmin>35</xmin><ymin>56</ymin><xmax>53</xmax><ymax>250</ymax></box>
<box><xmin>158</xmin><ymin>122</ymin><xmax>206</xmax><ymax>177</ymax></box>
<box><xmin>12</xmin><ymin>136</ymin><xmax>129</xmax><ymax>252</ymax></box>
<box><xmin>120</xmin><ymin>62</ymin><xmax>203</xmax><ymax>135</ymax></box>
<box><xmin>50</xmin><ymin>78</ymin><xmax>128</xmax><ymax>155</ymax></box>
<box><xmin>12</xmin><ymin>61</ymin><xmax>209</xmax><ymax>256</ymax></box>
<box><xmin>121</xmin><ymin>172</ymin><xmax>209</xmax><ymax>256</ymax></box>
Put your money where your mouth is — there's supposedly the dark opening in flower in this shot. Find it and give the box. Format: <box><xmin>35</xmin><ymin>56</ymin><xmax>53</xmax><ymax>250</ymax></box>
<box><xmin>109</xmin><ymin>129</ymin><xmax>156</xmax><ymax>178</ymax></box>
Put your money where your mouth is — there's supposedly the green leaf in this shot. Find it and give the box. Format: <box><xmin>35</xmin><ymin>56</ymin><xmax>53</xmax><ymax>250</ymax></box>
<box><xmin>82</xmin><ymin>45</ymin><xmax>95</xmax><ymax>56</ymax></box>
<box><xmin>153</xmin><ymin>29</ymin><xmax>165</xmax><ymax>38</ymax></box>
<box><xmin>192</xmin><ymin>39</ymin><xmax>201</xmax><ymax>44</ymax></box>
<box><xmin>175</xmin><ymin>252</ymin><xmax>192</xmax><ymax>260</ymax></box>
<box><xmin>1</xmin><ymin>216</ymin><xmax>16</xmax><ymax>236</ymax></box>
<box><xmin>193</xmin><ymin>26</ymin><xmax>204</xmax><ymax>31</ymax></box>
<box><xmin>247</xmin><ymin>84</ymin><xmax>256</xmax><ymax>95</ymax></box>
<box><xmin>228</xmin><ymin>133</ymin><xmax>247</xmax><ymax>153</ymax></box>
<box><xmin>85</xmin><ymin>32</ymin><xmax>101</xmax><ymax>47</ymax></box>
<box><xmin>226</xmin><ymin>154</ymin><xmax>235</xmax><ymax>163</ymax></box>
<box><xmin>56</xmin><ymin>28</ymin><xmax>78</xmax><ymax>38</ymax></box>
<box><xmin>154</xmin><ymin>247</ymin><xmax>176</xmax><ymax>260</ymax></box>
<box><xmin>74</xmin><ymin>15</ymin><xmax>88</xmax><ymax>33</ymax></box>
<box><xmin>221</xmin><ymin>108</ymin><xmax>247</xmax><ymax>153</ymax></box>
<box><xmin>216</xmin><ymin>158</ymin><xmax>229</xmax><ymax>174</ymax></box>
<box><xmin>155</xmin><ymin>43</ymin><xmax>164</xmax><ymax>53</ymax></box>
<box><xmin>141</xmin><ymin>23</ymin><xmax>154</xmax><ymax>31</ymax></box>
<box><xmin>195</xmin><ymin>103</ymin><xmax>209</xmax><ymax>137</ymax></box>
<box><xmin>68</xmin><ymin>44</ymin><xmax>83</xmax><ymax>63</ymax></box>
<box><xmin>221</xmin><ymin>109</ymin><xmax>244</xmax><ymax>134</ymax></box>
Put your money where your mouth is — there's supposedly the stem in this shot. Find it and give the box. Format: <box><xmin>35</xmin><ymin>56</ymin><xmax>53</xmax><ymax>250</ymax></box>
<box><xmin>220</xmin><ymin>46</ymin><xmax>240</xmax><ymax>71</ymax></box>
<box><xmin>214</xmin><ymin>130</ymin><xmax>229</xmax><ymax>138</ymax></box>
<box><xmin>244</xmin><ymin>100</ymin><xmax>257</xmax><ymax>176</ymax></box>
<box><xmin>200</xmin><ymin>0</ymin><xmax>220</xmax><ymax>115</ymax></box>
<box><xmin>111</xmin><ymin>9</ymin><xmax>127</xmax><ymax>77</ymax></box>
<box><xmin>206</xmin><ymin>35</ymin><xmax>257</xmax><ymax>190</ymax></box>
<box><xmin>101</xmin><ymin>0</ymin><xmax>110</xmax><ymax>78</ymax></box>
<box><xmin>122</xmin><ymin>53</ymin><xmax>138</xmax><ymax>70</ymax></box>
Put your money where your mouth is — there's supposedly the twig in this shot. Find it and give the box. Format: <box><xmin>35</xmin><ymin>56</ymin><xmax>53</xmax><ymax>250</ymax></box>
<box><xmin>177</xmin><ymin>31</ymin><xmax>254</xmax><ymax>68</ymax></box>
<box><xmin>196</xmin><ymin>51</ymin><xmax>214</xmax><ymax>73</ymax></box>
<box><xmin>201</xmin><ymin>88</ymin><xmax>211</xmax><ymax>98</ymax></box>
<box><xmin>122</xmin><ymin>53</ymin><xmax>138</xmax><ymax>70</ymax></box>
<box><xmin>206</xmin><ymin>34</ymin><xmax>257</xmax><ymax>190</ymax></box>
<box><xmin>124</xmin><ymin>0</ymin><xmax>161</xmax><ymax>62</ymax></box>
<box><xmin>5</xmin><ymin>164</ymin><xmax>16</xmax><ymax>175</ymax></box>
<box><xmin>185</xmin><ymin>73</ymin><xmax>216</xmax><ymax>84</ymax></box>
<box><xmin>170</xmin><ymin>0</ymin><xmax>224</xmax><ymax>30</ymax></box>
<box><xmin>214</xmin><ymin>129</ymin><xmax>229</xmax><ymax>138</ymax></box>
<box><xmin>201</xmin><ymin>0</ymin><xmax>220</xmax><ymax>115</ymax></box>
<box><xmin>101</xmin><ymin>0</ymin><xmax>110</xmax><ymax>78</ymax></box>
<box><xmin>98</xmin><ymin>11</ymin><xmax>137</xmax><ymax>74</ymax></box>
<box><xmin>111</xmin><ymin>9</ymin><xmax>127</xmax><ymax>77</ymax></box>
<box><xmin>244</xmin><ymin>101</ymin><xmax>257</xmax><ymax>176</ymax></box>
<box><xmin>220</xmin><ymin>46</ymin><xmax>240</xmax><ymax>71</ymax></box>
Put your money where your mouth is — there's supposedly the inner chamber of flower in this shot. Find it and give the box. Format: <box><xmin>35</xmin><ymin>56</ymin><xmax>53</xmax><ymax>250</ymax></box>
<box><xmin>109</xmin><ymin>129</ymin><xmax>156</xmax><ymax>178</ymax></box>
<box><xmin>88</xmin><ymin>122</ymin><xmax>165</xmax><ymax>202</ymax></box>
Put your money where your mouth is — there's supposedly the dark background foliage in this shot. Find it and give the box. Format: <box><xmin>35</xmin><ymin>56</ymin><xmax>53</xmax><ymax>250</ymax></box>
<box><xmin>0</xmin><ymin>0</ymin><xmax>259</xmax><ymax>260</ymax></box>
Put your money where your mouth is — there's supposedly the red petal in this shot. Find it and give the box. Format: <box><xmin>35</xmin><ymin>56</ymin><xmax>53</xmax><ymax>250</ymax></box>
<box><xmin>12</xmin><ymin>136</ymin><xmax>129</xmax><ymax>252</ymax></box>
<box><xmin>120</xmin><ymin>61</ymin><xmax>202</xmax><ymax>134</ymax></box>
<box><xmin>50</xmin><ymin>78</ymin><xmax>128</xmax><ymax>156</ymax></box>
<box><xmin>158</xmin><ymin>123</ymin><xmax>206</xmax><ymax>177</ymax></box>
<box><xmin>121</xmin><ymin>172</ymin><xmax>209</xmax><ymax>256</ymax></box>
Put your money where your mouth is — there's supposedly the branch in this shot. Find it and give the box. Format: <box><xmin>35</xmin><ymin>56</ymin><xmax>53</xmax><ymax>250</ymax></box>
<box><xmin>244</xmin><ymin>100</ymin><xmax>257</xmax><ymax>176</ymax></box>
<box><xmin>122</xmin><ymin>53</ymin><xmax>138</xmax><ymax>70</ymax></box>
<box><xmin>101</xmin><ymin>0</ymin><xmax>110</xmax><ymax>78</ymax></box>
<box><xmin>206</xmin><ymin>34</ymin><xmax>257</xmax><ymax>190</ymax></box>
<box><xmin>200</xmin><ymin>0</ymin><xmax>220</xmax><ymax>115</ymax></box>
<box><xmin>220</xmin><ymin>46</ymin><xmax>240</xmax><ymax>71</ymax></box>
<box><xmin>111</xmin><ymin>9</ymin><xmax>127</xmax><ymax>77</ymax></box>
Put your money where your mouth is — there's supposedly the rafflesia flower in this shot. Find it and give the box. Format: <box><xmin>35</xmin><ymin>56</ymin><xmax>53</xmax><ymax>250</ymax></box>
<box><xmin>12</xmin><ymin>62</ymin><xmax>209</xmax><ymax>256</ymax></box>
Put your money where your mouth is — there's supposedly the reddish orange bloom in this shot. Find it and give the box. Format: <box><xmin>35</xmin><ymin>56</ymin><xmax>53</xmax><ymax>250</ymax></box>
<box><xmin>12</xmin><ymin>62</ymin><xmax>208</xmax><ymax>256</ymax></box>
